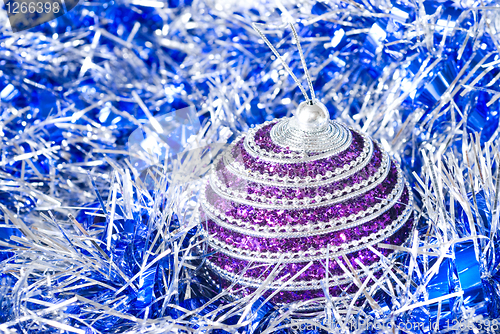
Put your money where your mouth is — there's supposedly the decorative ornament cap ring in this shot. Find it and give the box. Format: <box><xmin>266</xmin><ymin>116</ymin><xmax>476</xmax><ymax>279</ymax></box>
<box><xmin>270</xmin><ymin>100</ymin><xmax>350</xmax><ymax>154</ymax></box>
<box><xmin>291</xmin><ymin>100</ymin><xmax>330</xmax><ymax>131</ymax></box>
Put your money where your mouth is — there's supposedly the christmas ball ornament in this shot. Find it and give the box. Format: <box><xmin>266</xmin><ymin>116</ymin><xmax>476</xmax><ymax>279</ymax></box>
<box><xmin>200</xmin><ymin>23</ymin><xmax>414</xmax><ymax>308</ymax></box>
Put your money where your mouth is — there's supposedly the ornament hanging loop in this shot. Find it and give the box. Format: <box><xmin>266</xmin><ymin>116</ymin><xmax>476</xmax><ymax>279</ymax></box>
<box><xmin>288</xmin><ymin>23</ymin><xmax>316</xmax><ymax>105</ymax></box>
<box><xmin>252</xmin><ymin>22</ymin><xmax>316</xmax><ymax>105</ymax></box>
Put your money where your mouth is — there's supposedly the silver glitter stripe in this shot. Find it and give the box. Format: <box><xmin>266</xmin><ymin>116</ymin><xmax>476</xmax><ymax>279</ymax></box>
<box><xmin>205</xmin><ymin>197</ymin><xmax>413</xmax><ymax>264</ymax></box>
<box><xmin>201</xmin><ymin>176</ymin><xmax>406</xmax><ymax>239</ymax></box>
<box><xmin>229</xmin><ymin>131</ymin><xmax>367</xmax><ymax>183</ymax></box>
<box><xmin>210</xmin><ymin>152</ymin><xmax>391</xmax><ymax>210</ymax></box>
<box><xmin>205</xmin><ymin>257</ymin><xmax>378</xmax><ymax>291</ymax></box>
<box><xmin>202</xmin><ymin>164</ymin><xmax>404</xmax><ymax>237</ymax></box>
<box><xmin>202</xmin><ymin>268</ymin><xmax>340</xmax><ymax>311</ymax></box>
<box><xmin>221</xmin><ymin>134</ymin><xmax>374</xmax><ymax>188</ymax></box>
<box><xmin>211</xmin><ymin>151</ymin><xmax>389</xmax><ymax>207</ymax></box>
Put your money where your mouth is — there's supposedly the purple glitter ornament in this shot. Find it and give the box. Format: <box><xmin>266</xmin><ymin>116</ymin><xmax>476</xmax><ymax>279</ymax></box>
<box><xmin>201</xmin><ymin>100</ymin><xmax>413</xmax><ymax>306</ymax></box>
<box><xmin>201</xmin><ymin>23</ymin><xmax>414</xmax><ymax>308</ymax></box>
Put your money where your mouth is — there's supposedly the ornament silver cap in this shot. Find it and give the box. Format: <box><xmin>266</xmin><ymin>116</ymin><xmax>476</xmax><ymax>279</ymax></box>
<box><xmin>270</xmin><ymin>100</ymin><xmax>350</xmax><ymax>154</ymax></box>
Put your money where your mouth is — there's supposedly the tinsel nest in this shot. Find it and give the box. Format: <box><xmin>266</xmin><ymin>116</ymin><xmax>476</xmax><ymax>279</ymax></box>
<box><xmin>1</xmin><ymin>0</ymin><xmax>500</xmax><ymax>333</ymax></box>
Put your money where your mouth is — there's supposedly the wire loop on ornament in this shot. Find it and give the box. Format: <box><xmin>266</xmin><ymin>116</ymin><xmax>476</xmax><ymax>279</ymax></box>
<box><xmin>252</xmin><ymin>22</ymin><xmax>316</xmax><ymax>104</ymax></box>
<box><xmin>288</xmin><ymin>23</ymin><xmax>316</xmax><ymax>104</ymax></box>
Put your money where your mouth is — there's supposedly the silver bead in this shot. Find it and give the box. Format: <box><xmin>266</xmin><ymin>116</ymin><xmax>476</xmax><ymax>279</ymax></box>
<box><xmin>291</xmin><ymin>100</ymin><xmax>330</xmax><ymax>130</ymax></box>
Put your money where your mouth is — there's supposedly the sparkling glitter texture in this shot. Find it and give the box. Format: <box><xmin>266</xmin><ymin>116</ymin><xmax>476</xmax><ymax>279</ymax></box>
<box><xmin>203</xmin><ymin>115</ymin><xmax>413</xmax><ymax>306</ymax></box>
